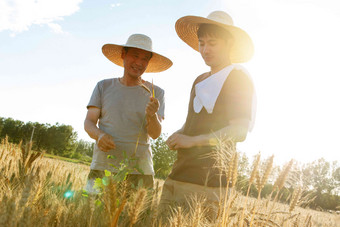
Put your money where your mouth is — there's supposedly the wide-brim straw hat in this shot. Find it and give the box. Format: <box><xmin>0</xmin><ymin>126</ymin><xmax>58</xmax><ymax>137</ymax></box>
<box><xmin>175</xmin><ymin>11</ymin><xmax>254</xmax><ymax>63</ymax></box>
<box><xmin>102</xmin><ymin>34</ymin><xmax>173</xmax><ymax>73</ymax></box>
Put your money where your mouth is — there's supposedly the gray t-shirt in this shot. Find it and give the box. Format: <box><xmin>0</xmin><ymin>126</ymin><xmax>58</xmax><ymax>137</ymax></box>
<box><xmin>87</xmin><ymin>78</ymin><xmax>165</xmax><ymax>175</ymax></box>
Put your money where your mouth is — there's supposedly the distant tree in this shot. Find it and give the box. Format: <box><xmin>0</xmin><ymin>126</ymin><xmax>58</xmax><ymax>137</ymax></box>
<box><xmin>235</xmin><ymin>152</ymin><xmax>250</xmax><ymax>194</ymax></box>
<box><xmin>44</xmin><ymin>123</ymin><xmax>77</xmax><ymax>157</ymax></box>
<box><xmin>32</xmin><ymin>123</ymin><xmax>48</xmax><ymax>151</ymax></box>
<box><xmin>302</xmin><ymin>158</ymin><xmax>339</xmax><ymax>195</ymax></box>
<box><xmin>330</xmin><ymin>161</ymin><xmax>340</xmax><ymax>195</ymax></box>
<box><xmin>75</xmin><ymin>139</ymin><xmax>94</xmax><ymax>157</ymax></box>
<box><xmin>1</xmin><ymin>118</ymin><xmax>25</xmax><ymax>143</ymax></box>
<box><xmin>0</xmin><ymin>117</ymin><xmax>4</xmax><ymax>136</ymax></box>
<box><xmin>20</xmin><ymin>121</ymin><xmax>35</xmax><ymax>143</ymax></box>
<box><xmin>238</xmin><ymin>151</ymin><xmax>250</xmax><ymax>177</ymax></box>
<box><xmin>301</xmin><ymin>158</ymin><xmax>340</xmax><ymax>210</ymax></box>
<box><xmin>0</xmin><ymin>117</ymin><xmax>95</xmax><ymax>160</ymax></box>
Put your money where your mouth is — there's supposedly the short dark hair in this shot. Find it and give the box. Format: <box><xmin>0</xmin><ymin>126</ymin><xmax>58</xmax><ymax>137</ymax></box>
<box><xmin>123</xmin><ymin>47</ymin><xmax>153</xmax><ymax>59</ymax></box>
<box><xmin>197</xmin><ymin>24</ymin><xmax>233</xmax><ymax>42</ymax></box>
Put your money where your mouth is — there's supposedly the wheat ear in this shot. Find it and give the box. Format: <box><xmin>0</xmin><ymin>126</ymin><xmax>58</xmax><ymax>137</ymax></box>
<box><xmin>129</xmin><ymin>188</ymin><xmax>147</xmax><ymax>227</ymax></box>
<box><xmin>289</xmin><ymin>186</ymin><xmax>302</xmax><ymax>213</ymax></box>
<box><xmin>240</xmin><ymin>152</ymin><xmax>261</xmax><ymax>227</ymax></box>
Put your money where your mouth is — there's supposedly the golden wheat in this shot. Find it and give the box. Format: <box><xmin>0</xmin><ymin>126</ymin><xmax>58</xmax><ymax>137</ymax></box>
<box><xmin>128</xmin><ymin>187</ymin><xmax>147</xmax><ymax>227</ymax></box>
<box><xmin>1</xmin><ymin>139</ymin><xmax>339</xmax><ymax>227</ymax></box>
<box><xmin>289</xmin><ymin>186</ymin><xmax>302</xmax><ymax>213</ymax></box>
<box><xmin>273</xmin><ymin>159</ymin><xmax>294</xmax><ymax>191</ymax></box>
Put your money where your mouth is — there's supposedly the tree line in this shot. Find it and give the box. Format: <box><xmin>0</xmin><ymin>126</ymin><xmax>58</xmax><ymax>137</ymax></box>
<box><xmin>236</xmin><ymin>156</ymin><xmax>340</xmax><ymax>211</ymax></box>
<box><xmin>0</xmin><ymin>117</ymin><xmax>94</xmax><ymax>161</ymax></box>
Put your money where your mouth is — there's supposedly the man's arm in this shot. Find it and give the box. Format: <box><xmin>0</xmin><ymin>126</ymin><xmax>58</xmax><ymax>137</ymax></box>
<box><xmin>84</xmin><ymin>107</ymin><xmax>115</xmax><ymax>152</ymax></box>
<box><xmin>145</xmin><ymin>96</ymin><xmax>162</xmax><ymax>139</ymax></box>
<box><xmin>166</xmin><ymin>118</ymin><xmax>249</xmax><ymax>150</ymax></box>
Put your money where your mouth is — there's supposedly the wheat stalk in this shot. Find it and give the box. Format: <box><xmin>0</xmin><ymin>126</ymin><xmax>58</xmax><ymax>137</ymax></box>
<box><xmin>128</xmin><ymin>188</ymin><xmax>147</xmax><ymax>227</ymax></box>
<box><xmin>273</xmin><ymin>159</ymin><xmax>294</xmax><ymax>192</ymax></box>
<box><xmin>255</xmin><ymin>155</ymin><xmax>274</xmax><ymax>197</ymax></box>
<box><xmin>152</xmin><ymin>78</ymin><xmax>155</xmax><ymax>98</ymax></box>
<box><xmin>250</xmin><ymin>155</ymin><xmax>274</xmax><ymax>227</ymax></box>
<box><xmin>264</xmin><ymin>159</ymin><xmax>294</xmax><ymax>224</ymax></box>
<box><xmin>240</xmin><ymin>152</ymin><xmax>261</xmax><ymax>227</ymax></box>
<box><xmin>175</xmin><ymin>206</ymin><xmax>183</xmax><ymax>227</ymax></box>
<box><xmin>140</xmin><ymin>83</ymin><xmax>151</xmax><ymax>94</ymax></box>
<box><xmin>289</xmin><ymin>187</ymin><xmax>302</xmax><ymax>213</ymax></box>
<box><xmin>111</xmin><ymin>194</ymin><xmax>127</xmax><ymax>227</ymax></box>
<box><xmin>150</xmin><ymin>181</ymin><xmax>160</xmax><ymax>226</ymax></box>
<box><xmin>250</xmin><ymin>152</ymin><xmax>261</xmax><ymax>186</ymax></box>
<box><xmin>231</xmin><ymin>152</ymin><xmax>238</xmax><ymax>188</ymax></box>
<box><xmin>133</xmin><ymin>81</ymin><xmax>154</xmax><ymax>157</ymax></box>
<box><xmin>304</xmin><ymin>214</ymin><xmax>312</xmax><ymax>227</ymax></box>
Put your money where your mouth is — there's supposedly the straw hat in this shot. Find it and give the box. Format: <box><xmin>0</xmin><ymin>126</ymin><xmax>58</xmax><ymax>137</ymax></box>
<box><xmin>102</xmin><ymin>34</ymin><xmax>173</xmax><ymax>73</ymax></box>
<box><xmin>175</xmin><ymin>11</ymin><xmax>254</xmax><ymax>63</ymax></box>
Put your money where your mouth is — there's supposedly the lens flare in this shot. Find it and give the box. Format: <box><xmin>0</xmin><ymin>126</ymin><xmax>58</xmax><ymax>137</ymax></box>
<box><xmin>63</xmin><ymin>190</ymin><xmax>74</xmax><ymax>198</ymax></box>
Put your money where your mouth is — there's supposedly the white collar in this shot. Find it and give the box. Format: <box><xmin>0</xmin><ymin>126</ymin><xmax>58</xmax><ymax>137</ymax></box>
<box><xmin>193</xmin><ymin>64</ymin><xmax>257</xmax><ymax>132</ymax></box>
<box><xmin>194</xmin><ymin>65</ymin><xmax>235</xmax><ymax>114</ymax></box>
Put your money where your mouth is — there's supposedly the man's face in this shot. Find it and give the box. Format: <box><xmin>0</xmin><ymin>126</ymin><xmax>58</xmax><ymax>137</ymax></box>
<box><xmin>122</xmin><ymin>47</ymin><xmax>152</xmax><ymax>79</ymax></box>
<box><xmin>198</xmin><ymin>35</ymin><xmax>231</xmax><ymax>68</ymax></box>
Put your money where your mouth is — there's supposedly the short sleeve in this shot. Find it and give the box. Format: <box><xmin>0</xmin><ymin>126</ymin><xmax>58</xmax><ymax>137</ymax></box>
<box><xmin>223</xmin><ymin>70</ymin><xmax>254</xmax><ymax>121</ymax></box>
<box><xmin>87</xmin><ymin>82</ymin><xmax>102</xmax><ymax>109</ymax></box>
<box><xmin>157</xmin><ymin>88</ymin><xmax>165</xmax><ymax>120</ymax></box>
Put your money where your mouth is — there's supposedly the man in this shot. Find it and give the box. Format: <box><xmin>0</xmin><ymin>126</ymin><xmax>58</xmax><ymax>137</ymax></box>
<box><xmin>160</xmin><ymin>11</ymin><xmax>256</xmax><ymax>209</ymax></box>
<box><xmin>84</xmin><ymin>34</ymin><xmax>172</xmax><ymax>192</ymax></box>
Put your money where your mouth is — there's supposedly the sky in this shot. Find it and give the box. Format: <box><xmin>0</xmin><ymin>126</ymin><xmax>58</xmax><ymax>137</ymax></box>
<box><xmin>1</xmin><ymin>0</ymin><xmax>340</xmax><ymax>166</ymax></box>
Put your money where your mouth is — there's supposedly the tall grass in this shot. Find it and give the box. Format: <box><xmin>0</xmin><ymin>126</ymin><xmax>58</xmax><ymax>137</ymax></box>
<box><xmin>0</xmin><ymin>137</ymin><xmax>338</xmax><ymax>226</ymax></box>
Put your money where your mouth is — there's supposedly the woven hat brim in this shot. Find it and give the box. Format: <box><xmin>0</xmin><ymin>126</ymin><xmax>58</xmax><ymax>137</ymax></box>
<box><xmin>102</xmin><ymin>44</ymin><xmax>173</xmax><ymax>73</ymax></box>
<box><xmin>175</xmin><ymin>15</ymin><xmax>254</xmax><ymax>63</ymax></box>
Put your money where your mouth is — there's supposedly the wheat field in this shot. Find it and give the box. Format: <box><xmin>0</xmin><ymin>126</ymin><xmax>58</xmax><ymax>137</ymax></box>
<box><xmin>0</xmin><ymin>138</ymin><xmax>339</xmax><ymax>227</ymax></box>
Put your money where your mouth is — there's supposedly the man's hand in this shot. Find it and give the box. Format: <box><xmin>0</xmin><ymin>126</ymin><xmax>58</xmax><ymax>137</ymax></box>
<box><xmin>145</xmin><ymin>96</ymin><xmax>159</xmax><ymax>118</ymax></box>
<box><xmin>85</xmin><ymin>107</ymin><xmax>116</xmax><ymax>152</ymax></box>
<box><xmin>166</xmin><ymin>133</ymin><xmax>196</xmax><ymax>150</ymax></box>
<box><xmin>97</xmin><ymin>133</ymin><xmax>116</xmax><ymax>152</ymax></box>
<box><xmin>145</xmin><ymin>96</ymin><xmax>162</xmax><ymax>139</ymax></box>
